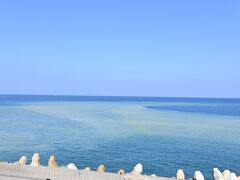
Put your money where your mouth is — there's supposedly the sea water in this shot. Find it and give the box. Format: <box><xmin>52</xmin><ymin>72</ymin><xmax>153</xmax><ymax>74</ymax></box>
<box><xmin>0</xmin><ymin>95</ymin><xmax>240</xmax><ymax>179</ymax></box>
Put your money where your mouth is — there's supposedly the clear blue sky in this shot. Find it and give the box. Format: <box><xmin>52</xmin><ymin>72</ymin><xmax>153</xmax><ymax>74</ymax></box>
<box><xmin>0</xmin><ymin>0</ymin><xmax>239</xmax><ymax>98</ymax></box>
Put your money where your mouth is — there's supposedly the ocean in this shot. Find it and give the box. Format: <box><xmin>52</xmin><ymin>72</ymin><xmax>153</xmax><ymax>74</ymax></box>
<box><xmin>0</xmin><ymin>95</ymin><xmax>240</xmax><ymax>179</ymax></box>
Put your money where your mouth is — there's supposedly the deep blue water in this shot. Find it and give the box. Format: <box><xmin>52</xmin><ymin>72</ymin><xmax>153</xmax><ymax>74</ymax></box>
<box><xmin>0</xmin><ymin>95</ymin><xmax>240</xmax><ymax>179</ymax></box>
<box><xmin>146</xmin><ymin>104</ymin><xmax>240</xmax><ymax>117</ymax></box>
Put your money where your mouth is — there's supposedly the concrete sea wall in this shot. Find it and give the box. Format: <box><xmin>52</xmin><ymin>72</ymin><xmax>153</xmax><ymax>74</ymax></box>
<box><xmin>0</xmin><ymin>162</ymin><xmax>175</xmax><ymax>180</ymax></box>
<box><xmin>1</xmin><ymin>153</ymin><xmax>239</xmax><ymax>180</ymax></box>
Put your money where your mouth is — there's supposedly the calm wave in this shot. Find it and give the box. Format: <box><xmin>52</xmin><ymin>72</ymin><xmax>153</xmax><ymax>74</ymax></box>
<box><xmin>0</xmin><ymin>95</ymin><xmax>240</xmax><ymax>180</ymax></box>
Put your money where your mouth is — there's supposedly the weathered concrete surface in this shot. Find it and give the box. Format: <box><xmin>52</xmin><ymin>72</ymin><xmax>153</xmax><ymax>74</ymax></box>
<box><xmin>0</xmin><ymin>162</ymin><xmax>81</xmax><ymax>180</ymax></box>
<box><xmin>124</xmin><ymin>174</ymin><xmax>176</xmax><ymax>180</ymax></box>
<box><xmin>0</xmin><ymin>162</ymin><xmax>177</xmax><ymax>180</ymax></box>
<box><xmin>0</xmin><ymin>177</ymin><xmax>40</xmax><ymax>180</ymax></box>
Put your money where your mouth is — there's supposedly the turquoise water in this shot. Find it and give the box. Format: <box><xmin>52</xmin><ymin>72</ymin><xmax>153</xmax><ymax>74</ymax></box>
<box><xmin>0</xmin><ymin>95</ymin><xmax>240</xmax><ymax>179</ymax></box>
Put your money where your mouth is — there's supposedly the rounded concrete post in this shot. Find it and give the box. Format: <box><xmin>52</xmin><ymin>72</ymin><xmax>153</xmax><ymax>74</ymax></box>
<box><xmin>97</xmin><ymin>165</ymin><xmax>105</xmax><ymax>173</ymax></box>
<box><xmin>18</xmin><ymin>156</ymin><xmax>27</xmax><ymax>165</ymax></box>
<box><xmin>30</xmin><ymin>153</ymin><xmax>41</xmax><ymax>167</ymax></box>
<box><xmin>176</xmin><ymin>169</ymin><xmax>185</xmax><ymax>179</ymax></box>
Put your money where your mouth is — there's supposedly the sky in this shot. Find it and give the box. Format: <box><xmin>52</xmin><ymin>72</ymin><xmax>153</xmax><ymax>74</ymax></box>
<box><xmin>0</xmin><ymin>0</ymin><xmax>240</xmax><ymax>98</ymax></box>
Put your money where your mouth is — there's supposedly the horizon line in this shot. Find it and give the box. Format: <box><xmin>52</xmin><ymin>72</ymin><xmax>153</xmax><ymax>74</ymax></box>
<box><xmin>0</xmin><ymin>94</ymin><xmax>240</xmax><ymax>100</ymax></box>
